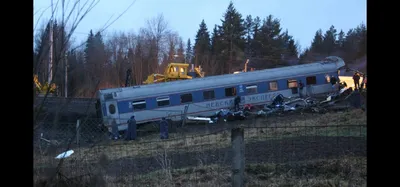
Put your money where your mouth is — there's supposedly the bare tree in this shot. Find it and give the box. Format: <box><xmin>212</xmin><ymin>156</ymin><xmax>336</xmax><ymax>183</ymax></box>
<box><xmin>157</xmin><ymin>32</ymin><xmax>179</xmax><ymax>71</ymax></box>
<box><xmin>34</xmin><ymin>0</ymin><xmax>101</xmax><ymax>128</ymax></box>
<box><xmin>144</xmin><ymin>14</ymin><xmax>171</xmax><ymax>73</ymax></box>
<box><xmin>34</xmin><ymin>1</ymin><xmax>138</xmax><ymax>185</ymax></box>
<box><xmin>106</xmin><ymin>31</ymin><xmax>131</xmax><ymax>86</ymax></box>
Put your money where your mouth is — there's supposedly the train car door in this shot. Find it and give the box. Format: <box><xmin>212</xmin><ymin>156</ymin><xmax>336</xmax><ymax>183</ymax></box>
<box><xmin>237</xmin><ymin>84</ymin><xmax>246</xmax><ymax>105</ymax></box>
<box><xmin>105</xmin><ymin>100</ymin><xmax>120</xmax><ymax>129</ymax></box>
<box><xmin>237</xmin><ymin>85</ymin><xmax>245</xmax><ymax>96</ymax></box>
<box><xmin>305</xmin><ymin>76</ymin><xmax>317</xmax><ymax>95</ymax></box>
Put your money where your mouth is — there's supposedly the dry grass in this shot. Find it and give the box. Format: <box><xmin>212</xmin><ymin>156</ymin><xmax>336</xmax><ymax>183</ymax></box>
<box><xmin>34</xmin><ymin>109</ymin><xmax>366</xmax><ymax>166</ymax></box>
<box><xmin>95</xmin><ymin>156</ymin><xmax>366</xmax><ymax>187</ymax></box>
<box><xmin>34</xmin><ymin>156</ymin><xmax>367</xmax><ymax>187</ymax></box>
<box><xmin>34</xmin><ymin>109</ymin><xmax>366</xmax><ymax>187</ymax></box>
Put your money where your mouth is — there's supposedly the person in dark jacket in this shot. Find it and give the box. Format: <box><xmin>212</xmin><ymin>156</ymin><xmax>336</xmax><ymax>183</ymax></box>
<box><xmin>234</xmin><ymin>96</ymin><xmax>241</xmax><ymax>111</ymax></box>
<box><xmin>364</xmin><ymin>76</ymin><xmax>367</xmax><ymax>89</ymax></box>
<box><xmin>298</xmin><ymin>80</ymin><xmax>304</xmax><ymax>98</ymax></box>
<box><xmin>125</xmin><ymin>115</ymin><xmax>137</xmax><ymax>141</ymax></box>
<box><xmin>160</xmin><ymin>117</ymin><xmax>169</xmax><ymax>139</ymax></box>
<box><xmin>330</xmin><ymin>76</ymin><xmax>337</xmax><ymax>85</ymax></box>
<box><xmin>353</xmin><ymin>73</ymin><xmax>360</xmax><ymax>89</ymax></box>
<box><xmin>330</xmin><ymin>75</ymin><xmax>338</xmax><ymax>93</ymax></box>
<box><xmin>111</xmin><ymin>119</ymin><xmax>119</xmax><ymax>140</ymax></box>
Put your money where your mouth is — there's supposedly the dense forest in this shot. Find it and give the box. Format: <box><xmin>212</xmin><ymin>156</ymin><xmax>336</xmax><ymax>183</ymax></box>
<box><xmin>33</xmin><ymin>2</ymin><xmax>366</xmax><ymax>98</ymax></box>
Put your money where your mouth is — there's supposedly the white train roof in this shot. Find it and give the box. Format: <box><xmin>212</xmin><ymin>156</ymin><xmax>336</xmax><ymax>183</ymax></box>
<box><xmin>99</xmin><ymin>56</ymin><xmax>345</xmax><ymax>100</ymax></box>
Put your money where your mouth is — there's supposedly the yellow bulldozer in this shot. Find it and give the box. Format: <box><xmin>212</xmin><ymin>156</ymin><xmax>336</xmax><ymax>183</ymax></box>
<box><xmin>33</xmin><ymin>74</ymin><xmax>57</xmax><ymax>95</ymax></box>
<box><xmin>143</xmin><ymin>63</ymin><xmax>205</xmax><ymax>84</ymax></box>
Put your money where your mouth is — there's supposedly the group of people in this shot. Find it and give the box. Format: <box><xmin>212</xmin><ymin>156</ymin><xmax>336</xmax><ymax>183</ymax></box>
<box><xmin>110</xmin><ymin>115</ymin><xmax>169</xmax><ymax>141</ymax></box>
<box><xmin>352</xmin><ymin>72</ymin><xmax>367</xmax><ymax>90</ymax></box>
<box><xmin>298</xmin><ymin>80</ymin><xmax>315</xmax><ymax>98</ymax></box>
<box><xmin>297</xmin><ymin>72</ymin><xmax>367</xmax><ymax>98</ymax></box>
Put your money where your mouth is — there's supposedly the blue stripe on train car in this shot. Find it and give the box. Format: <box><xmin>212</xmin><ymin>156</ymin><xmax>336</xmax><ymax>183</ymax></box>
<box><xmin>316</xmin><ymin>74</ymin><xmax>327</xmax><ymax>85</ymax></box>
<box><xmin>192</xmin><ymin>91</ymin><xmax>203</xmax><ymax>102</ymax></box>
<box><xmin>117</xmin><ymin>100</ymin><xmax>133</xmax><ymax>114</ymax></box>
<box><xmin>277</xmin><ymin>79</ymin><xmax>288</xmax><ymax>90</ymax></box>
<box><xmin>146</xmin><ymin>98</ymin><xmax>157</xmax><ymax>110</ymax></box>
<box><xmin>215</xmin><ymin>87</ymin><xmax>225</xmax><ymax>99</ymax></box>
<box><xmin>297</xmin><ymin>77</ymin><xmax>307</xmax><ymax>85</ymax></box>
<box><xmin>257</xmin><ymin>82</ymin><xmax>268</xmax><ymax>93</ymax></box>
<box><xmin>170</xmin><ymin>94</ymin><xmax>181</xmax><ymax>106</ymax></box>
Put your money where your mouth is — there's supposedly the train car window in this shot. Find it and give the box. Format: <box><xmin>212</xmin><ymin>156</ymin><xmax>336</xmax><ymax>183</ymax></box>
<box><xmin>269</xmin><ymin>81</ymin><xmax>278</xmax><ymax>91</ymax></box>
<box><xmin>104</xmin><ymin>93</ymin><xmax>113</xmax><ymax>100</ymax></box>
<box><xmin>287</xmin><ymin>79</ymin><xmax>298</xmax><ymax>94</ymax></box>
<box><xmin>108</xmin><ymin>104</ymin><xmax>116</xmax><ymax>114</ymax></box>
<box><xmin>306</xmin><ymin>76</ymin><xmax>317</xmax><ymax>85</ymax></box>
<box><xmin>132</xmin><ymin>100</ymin><xmax>146</xmax><ymax>110</ymax></box>
<box><xmin>203</xmin><ymin>90</ymin><xmax>215</xmax><ymax>100</ymax></box>
<box><xmin>225</xmin><ymin>87</ymin><xmax>236</xmax><ymax>97</ymax></box>
<box><xmin>246</xmin><ymin>85</ymin><xmax>258</xmax><ymax>94</ymax></box>
<box><xmin>180</xmin><ymin>93</ymin><xmax>193</xmax><ymax>103</ymax></box>
<box><xmin>325</xmin><ymin>75</ymin><xmax>330</xmax><ymax>83</ymax></box>
<box><xmin>287</xmin><ymin>79</ymin><xmax>298</xmax><ymax>88</ymax></box>
<box><xmin>156</xmin><ymin>97</ymin><xmax>170</xmax><ymax>107</ymax></box>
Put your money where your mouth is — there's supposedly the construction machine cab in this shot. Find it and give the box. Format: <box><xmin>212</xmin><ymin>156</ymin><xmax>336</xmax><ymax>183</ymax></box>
<box><xmin>143</xmin><ymin>62</ymin><xmax>205</xmax><ymax>84</ymax></box>
<box><xmin>166</xmin><ymin>63</ymin><xmax>191</xmax><ymax>79</ymax></box>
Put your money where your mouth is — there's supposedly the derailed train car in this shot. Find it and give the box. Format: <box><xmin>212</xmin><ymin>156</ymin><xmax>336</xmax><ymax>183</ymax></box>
<box><xmin>96</xmin><ymin>56</ymin><xmax>346</xmax><ymax>132</ymax></box>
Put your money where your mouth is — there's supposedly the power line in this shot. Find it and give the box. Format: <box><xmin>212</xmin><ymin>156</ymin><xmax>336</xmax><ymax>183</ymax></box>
<box><xmin>33</xmin><ymin>28</ymin><xmax>132</xmax><ymax>40</ymax></box>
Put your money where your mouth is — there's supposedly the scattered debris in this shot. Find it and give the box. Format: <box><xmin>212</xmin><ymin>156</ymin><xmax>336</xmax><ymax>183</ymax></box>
<box><xmin>184</xmin><ymin>86</ymin><xmax>365</xmax><ymax>124</ymax></box>
<box><xmin>55</xmin><ymin>150</ymin><xmax>74</xmax><ymax>159</ymax></box>
<box><xmin>187</xmin><ymin>116</ymin><xmax>214</xmax><ymax>124</ymax></box>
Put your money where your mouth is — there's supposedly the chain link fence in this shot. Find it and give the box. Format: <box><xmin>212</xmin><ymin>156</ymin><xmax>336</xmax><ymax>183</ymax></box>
<box><xmin>33</xmin><ymin>109</ymin><xmax>367</xmax><ymax>187</ymax></box>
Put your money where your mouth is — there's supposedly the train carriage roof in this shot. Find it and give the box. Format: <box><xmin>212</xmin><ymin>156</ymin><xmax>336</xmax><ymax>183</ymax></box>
<box><xmin>99</xmin><ymin>56</ymin><xmax>345</xmax><ymax>100</ymax></box>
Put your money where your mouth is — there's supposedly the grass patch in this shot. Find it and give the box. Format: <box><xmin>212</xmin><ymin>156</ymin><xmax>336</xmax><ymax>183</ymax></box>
<box><xmin>34</xmin><ymin>109</ymin><xmax>366</xmax><ymax>167</ymax></box>
<box><xmin>98</xmin><ymin>156</ymin><xmax>367</xmax><ymax>187</ymax></box>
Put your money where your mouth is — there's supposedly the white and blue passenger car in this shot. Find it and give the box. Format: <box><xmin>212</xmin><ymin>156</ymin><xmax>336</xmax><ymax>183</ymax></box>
<box><xmin>96</xmin><ymin>56</ymin><xmax>346</xmax><ymax>131</ymax></box>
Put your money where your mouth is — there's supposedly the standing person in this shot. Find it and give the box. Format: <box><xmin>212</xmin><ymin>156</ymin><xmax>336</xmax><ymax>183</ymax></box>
<box><xmin>125</xmin><ymin>115</ymin><xmax>137</xmax><ymax>141</ymax></box>
<box><xmin>234</xmin><ymin>96</ymin><xmax>241</xmax><ymax>111</ymax></box>
<box><xmin>364</xmin><ymin>76</ymin><xmax>367</xmax><ymax>89</ymax></box>
<box><xmin>330</xmin><ymin>75</ymin><xmax>337</xmax><ymax>93</ymax></box>
<box><xmin>353</xmin><ymin>73</ymin><xmax>360</xmax><ymax>89</ymax></box>
<box><xmin>160</xmin><ymin>117</ymin><xmax>169</xmax><ymax>139</ymax></box>
<box><xmin>111</xmin><ymin>119</ymin><xmax>119</xmax><ymax>140</ymax></box>
<box><xmin>298</xmin><ymin>80</ymin><xmax>304</xmax><ymax>98</ymax></box>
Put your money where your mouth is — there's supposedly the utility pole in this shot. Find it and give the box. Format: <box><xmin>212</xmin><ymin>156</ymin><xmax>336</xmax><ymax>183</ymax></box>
<box><xmin>229</xmin><ymin>34</ymin><xmax>233</xmax><ymax>74</ymax></box>
<box><xmin>48</xmin><ymin>20</ymin><xmax>53</xmax><ymax>84</ymax></box>
<box><xmin>65</xmin><ymin>54</ymin><xmax>68</xmax><ymax>98</ymax></box>
<box><xmin>48</xmin><ymin>0</ymin><xmax>54</xmax><ymax>85</ymax></box>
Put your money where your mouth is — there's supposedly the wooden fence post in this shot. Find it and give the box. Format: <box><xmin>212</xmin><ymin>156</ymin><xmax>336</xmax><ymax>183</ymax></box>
<box><xmin>76</xmin><ymin>119</ymin><xmax>80</xmax><ymax>145</ymax></box>
<box><xmin>231</xmin><ymin>127</ymin><xmax>245</xmax><ymax>187</ymax></box>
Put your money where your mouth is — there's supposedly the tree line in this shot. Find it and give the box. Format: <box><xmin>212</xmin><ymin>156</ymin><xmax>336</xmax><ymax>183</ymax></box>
<box><xmin>33</xmin><ymin>1</ymin><xmax>366</xmax><ymax>98</ymax></box>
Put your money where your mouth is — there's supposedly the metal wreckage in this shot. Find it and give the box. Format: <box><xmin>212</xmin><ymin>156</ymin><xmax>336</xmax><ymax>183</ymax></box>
<box><xmin>186</xmin><ymin>68</ymin><xmax>367</xmax><ymax>124</ymax></box>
